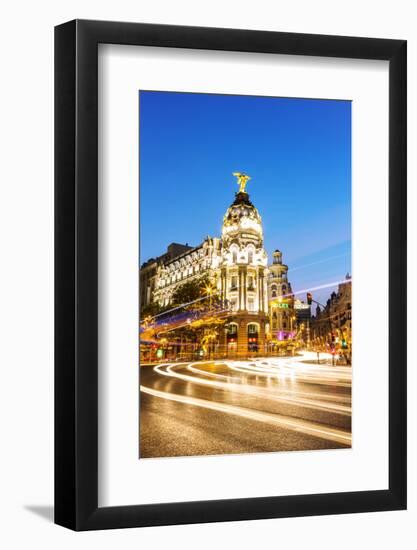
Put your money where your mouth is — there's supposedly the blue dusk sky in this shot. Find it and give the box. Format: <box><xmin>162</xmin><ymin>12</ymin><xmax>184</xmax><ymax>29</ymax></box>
<box><xmin>139</xmin><ymin>91</ymin><xmax>351</xmax><ymax>306</ymax></box>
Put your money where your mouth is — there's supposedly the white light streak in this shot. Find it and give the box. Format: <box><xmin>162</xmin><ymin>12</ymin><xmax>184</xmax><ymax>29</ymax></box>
<box><xmin>140</xmin><ymin>384</ymin><xmax>351</xmax><ymax>446</ymax></box>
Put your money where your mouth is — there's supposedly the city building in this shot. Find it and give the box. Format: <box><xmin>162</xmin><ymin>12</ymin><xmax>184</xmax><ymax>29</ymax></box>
<box><xmin>294</xmin><ymin>299</ymin><xmax>311</xmax><ymax>347</ymax></box>
<box><xmin>140</xmin><ymin>242</ymin><xmax>193</xmax><ymax>308</ymax></box>
<box><xmin>268</xmin><ymin>250</ymin><xmax>295</xmax><ymax>345</ymax></box>
<box><xmin>310</xmin><ymin>274</ymin><xmax>352</xmax><ymax>360</ymax></box>
<box><xmin>217</xmin><ymin>181</ymin><xmax>269</xmax><ymax>355</ymax></box>
<box><xmin>152</xmin><ymin>238</ymin><xmax>221</xmax><ymax>308</ymax></box>
<box><xmin>140</xmin><ymin>173</ymin><xmax>295</xmax><ymax>357</ymax></box>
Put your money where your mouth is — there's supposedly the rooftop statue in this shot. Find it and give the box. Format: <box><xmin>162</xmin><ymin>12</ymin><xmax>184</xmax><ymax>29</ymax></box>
<box><xmin>233</xmin><ymin>172</ymin><xmax>251</xmax><ymax>193</ymax></box>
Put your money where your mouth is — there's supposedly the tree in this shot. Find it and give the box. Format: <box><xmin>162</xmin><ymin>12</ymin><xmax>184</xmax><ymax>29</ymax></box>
<box><xmin>171</xmin><ymin>275</ymin><xmax>210</xmax><ymax>308</ymax></box>
<box><xmin>140</xmin><ymin>300</ymin><xmax>162</xmax><ymax>319</ymax></box>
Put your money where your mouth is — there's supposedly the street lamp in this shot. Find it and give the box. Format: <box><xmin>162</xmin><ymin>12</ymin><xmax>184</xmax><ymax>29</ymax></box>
<box><xmin>204</xmin><ymin>283</ymin><xmax>215</xmax><ymax>311</ymax></box>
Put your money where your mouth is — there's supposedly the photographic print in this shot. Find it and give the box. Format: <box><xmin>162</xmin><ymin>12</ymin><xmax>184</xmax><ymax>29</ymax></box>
<box><xmin>139</xmin><ymin>91</ymin><xmax>352</xmax><ymax>459</ymax></box>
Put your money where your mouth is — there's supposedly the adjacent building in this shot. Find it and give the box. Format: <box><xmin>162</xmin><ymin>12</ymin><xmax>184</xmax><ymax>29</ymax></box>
<box><xmin>294</xmin><ymin>299</ymin><xmax>311</xmax><ymax>346</ymax></box>
<box><xmin>140</xmin><ymin>242</ymin><xmax>193</xmax><ymax>308</ymax></box>
<box><xmin>268</xmin><ymin>250</ymin><xmax>295</xmax><ymax>343</ymax></box>
<box><xmin>310</xmin><ymin>275</ymin><xmax>352</xmax><ymax>358</ymax></box>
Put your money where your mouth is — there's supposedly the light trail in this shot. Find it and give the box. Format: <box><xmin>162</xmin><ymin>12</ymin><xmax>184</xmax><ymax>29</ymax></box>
<box><xmin>153</xmin><ymin>360</ymin><xmax>351</xmax><ymax>415</ymax></box>
<box><xmin>140</xmin><ymin>384</ymin><xmax>351</xmax><ymax>446</ymax></box>
<box><xmin>289</xmin><ymin>253</ymin><xmax>349</xmax><ymax>273</ymax></box>
<box><xmin>187</xmin><ymin>362</ymin><xmax>351</xmax><ymax>404</ymax></box>
<box><xmin>224</xmin><ymin>358</ymin><xmax>351</xmax><ymax>387</ymax></box>
<box><xmin>286</xmin><ymin>278</ymin><xmax>352</xmax><ymax>298</ymax></box>
<box><xmin>187</xmin><ymin>363</ymin><xmax>241</xmax><ymax>382</ymax></box>
<box><xmin>148</xmin><ymin>294</ymin><xmax>212</xmax><ymax>320</ymax></box>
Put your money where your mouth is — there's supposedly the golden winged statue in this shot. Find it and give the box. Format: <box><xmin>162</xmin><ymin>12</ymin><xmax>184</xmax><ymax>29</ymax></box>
<box><xmin>233</xmin><ymin>172</ymin><xmax>251</xmax><ymax>193</ymax></box>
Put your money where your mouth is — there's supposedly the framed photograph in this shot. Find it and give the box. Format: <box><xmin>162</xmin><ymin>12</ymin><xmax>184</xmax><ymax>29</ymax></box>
<box><xmin>55</xmin><ymin>20</ymin><xmax>407</xmax><ymax>530</ymax></box>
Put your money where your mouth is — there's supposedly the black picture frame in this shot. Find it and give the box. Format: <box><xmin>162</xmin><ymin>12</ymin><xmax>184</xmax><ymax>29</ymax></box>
<box><xmin>55</xmin><ymin>19</ymin><xmax>407</xmax><ymax>531</ymax></box>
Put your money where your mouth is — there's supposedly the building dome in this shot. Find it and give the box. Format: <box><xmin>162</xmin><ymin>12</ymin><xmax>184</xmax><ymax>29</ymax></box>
<box><xmin>222</xmin><ymin>191</ymin><xmax>263</xmax><ymax>244</ymax></box>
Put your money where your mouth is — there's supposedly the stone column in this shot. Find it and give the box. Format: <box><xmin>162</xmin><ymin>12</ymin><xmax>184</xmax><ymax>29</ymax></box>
<box><xmin>242</xmin><ymin>267</ymin><xmax>248</xmax><ymax>309</ymax></box>
<box><xmin>239</xmin><ymin>268</ymin><xmax>244</xmax><ymax>311</ymax></box>
<box><xmin>258</xmin><ymin>268</ymin><xmax>264</xmax><ymax>312</ymax></box>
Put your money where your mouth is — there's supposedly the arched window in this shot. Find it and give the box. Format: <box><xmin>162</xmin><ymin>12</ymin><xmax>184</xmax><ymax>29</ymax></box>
<box><xmin>232</xmin><ymin>250</ymin><xmax>237</xmax><ymax>263</ymax></box>
<box><xmin>248</xmin><ymin>250</ymin><xmax>253</xmax><ymax>263</ymax></box>
<box><xmin>247</xmin><ymin>323</ymin><xmax>259</xmax><ymax>352</ymax></box>
<box><xmin>282</xmin><ymin>285</ymin><xmax>287</xmax><ymax>295</ymax></box>
<box><xmin>247</xmin><ymin>323</ymin><xmax>259</xmax><ymax>335</ymax></box>
<box><xmin>227</xmin><ymin>323</ymin><xmax>238</xmax><ymax>336</ymax></box>
<box><xmin>271</xmin><ymin>284</ymin><xmax>277</xmax><ymax>298</ymax></box>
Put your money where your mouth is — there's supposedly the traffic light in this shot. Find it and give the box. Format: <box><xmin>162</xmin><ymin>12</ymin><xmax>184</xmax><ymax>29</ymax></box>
<box><xmin>306</xmin><ymin>292</ymin><xmax>312</xmax><ymax>305</ymax></box>
<box><xmin>341</xmin><ymin>338</ymin><xmax>348</xmax><ymax>349</ymax></box>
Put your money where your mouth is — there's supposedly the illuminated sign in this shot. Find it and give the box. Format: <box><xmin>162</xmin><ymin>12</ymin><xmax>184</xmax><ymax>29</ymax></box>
<box><xmin>294</xmin><ymin>301</ymin><xmax>310</xmax><ymax>310</ymax></box>
<box><xmin>272</xmin><ymin>302</ymin><xmax>289</xmax><ymax>309</ymax></box>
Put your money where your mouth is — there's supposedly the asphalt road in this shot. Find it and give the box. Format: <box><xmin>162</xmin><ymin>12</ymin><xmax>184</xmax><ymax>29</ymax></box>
<box><xmin>139</xmin><ymin>351</ymin><xmax>351</xmax><ymax>458</ymax></box>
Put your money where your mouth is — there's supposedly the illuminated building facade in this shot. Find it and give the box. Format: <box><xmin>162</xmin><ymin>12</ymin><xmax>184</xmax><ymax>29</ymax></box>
<box><xmin>218</xmin><ymin>186</ymin><xmax>269</xmax><ymax>355</ymax></box>
<box><xmin>142</xmin><ymin>173</ymin><xmax>295</xmax><ymax>356</ymax></box>
<box><xmin>140</xmin><ymin>242</ymin><xmax>193</xmax><ymax>307</ymax></box>
<box><xmin>152</xmin><ymin>238</ymin><xmax>221</xmax><ymax>308</ymax></box>
<box><xmin>294</xmin><ymin>299</ymin><xmax>311</xmax><ymax>346</ymax></box>
<box><xmin>310</xmin><ymin>275</ymin><xmax>352</xmax><ymax>360</ymax></box>
<box><xmin>268</xmin><ymin>250</ymin><xmax>295</xmax><ymax>343</ymax></box>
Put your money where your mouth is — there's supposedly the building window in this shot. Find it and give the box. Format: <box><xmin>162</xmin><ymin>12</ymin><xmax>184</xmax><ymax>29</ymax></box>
<box><xmin>227</xmin><ymin>323</ymin><xmax>238</xmax><ymax>335</ymax></box>
<box><xmin>271</xmin><ymin>284</ymin><xmax>277</xmax><ymax>298</ymax></box>
<box><xmin>248</xmin><ymin>298</ymin><xmax>254</xmax><ymax>311</ymax></box>
<box><xmin>247</xmin><ymin>275</ymin><xmax>254</xmax><ymax>290</ymax></box>
<box><xmin>232</xmin><ymin>250</ymin><xmax>238</xmax><ymax>263</ymax></box>
<box><xmin>282</xmin><ymin>285</ymin><xmax>286</xmax><ymax>295</ymax></box>
<box><xmin>230</xmin><ymin>300</ymin><xmax>237</xmax><ymax>311</ymax></box>
<box><xmin>248</xmin><ymin>250</ymin><xmax>253</xmax><ymax>263</ymax></box>
<box><xmin>230</xmin><ymin>275</ymin><xmax>238</xmax><ymax>290</ymax></box>
<box><xmin>247</xmin><ymin>323</ymin><xmax>259</xmax><ymax>352</ymax></box>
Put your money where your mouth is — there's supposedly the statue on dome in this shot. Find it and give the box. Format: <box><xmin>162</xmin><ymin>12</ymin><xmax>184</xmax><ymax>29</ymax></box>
<box><xmin>233</xmin><ymin>172</ymin><xmax>251</xmax><ymax>193</ymax></box>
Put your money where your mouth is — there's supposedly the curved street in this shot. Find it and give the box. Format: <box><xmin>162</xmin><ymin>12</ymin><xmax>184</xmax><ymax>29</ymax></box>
<box><xmin>139</xmin><ymin>351</ymin><xmax>351</xmax><ymax>458</ymax></box>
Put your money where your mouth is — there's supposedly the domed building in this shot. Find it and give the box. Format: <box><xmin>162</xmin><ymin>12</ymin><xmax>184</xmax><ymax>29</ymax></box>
<box><xmin>217</xmin><ymin>176</ymin><xmax>269</xmax><ymax>355</ymax></box>
<box><xmin>146</xmin><ymin>172</ymin><xmax>295</xmax><ymax>358</ymax></box>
